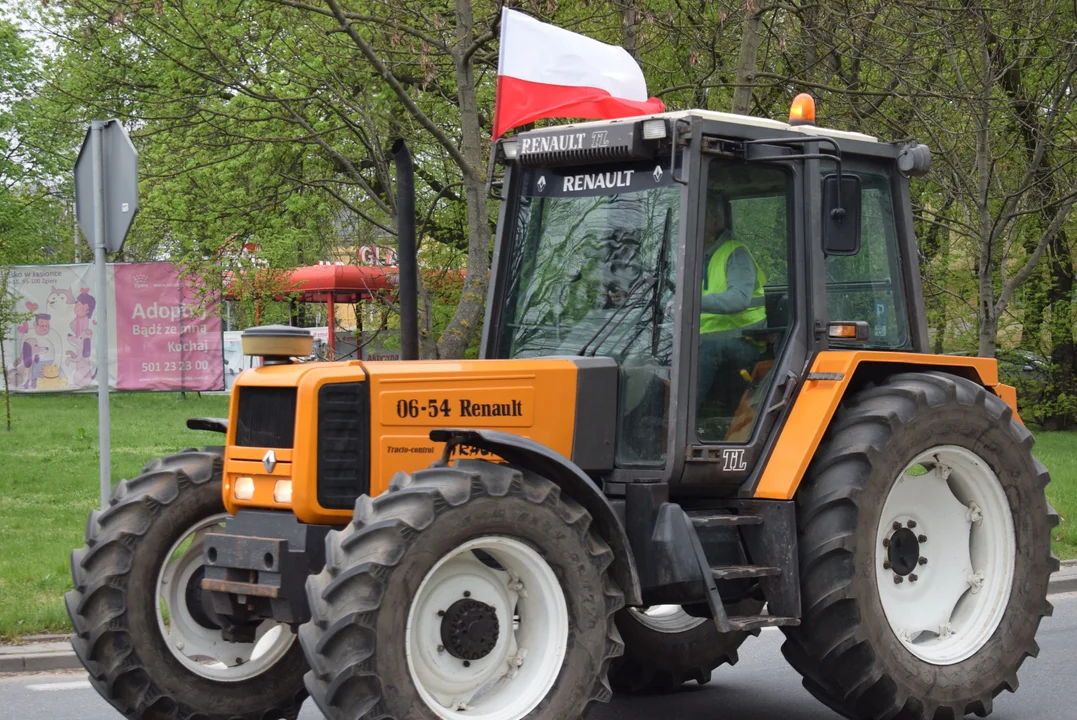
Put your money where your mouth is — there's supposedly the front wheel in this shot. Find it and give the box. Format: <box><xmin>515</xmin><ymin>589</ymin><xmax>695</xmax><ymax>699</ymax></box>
<box><xmin>66</xmin><ymin>449</ymin><xmax>307</xmax><ymax>720</ymax></box>
<box><xmin>783</xmin><ymin>372</ymin><xmax>1058</xmax><ymax>720</ymax></box>
<box><xmin>300</xmin><ymin>461</ymin><xmax>625</xmax><ymax>720</ymax></box>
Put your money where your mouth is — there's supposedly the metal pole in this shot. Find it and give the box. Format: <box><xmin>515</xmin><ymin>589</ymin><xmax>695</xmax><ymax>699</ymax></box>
<box><xmin>92</xmin><ymin>120</ymin><xmax>111</xmax><ymax>509</ymax></box>
<box><xmin>73</xmin><ymin>200</ymin><xmax>80</xmax><ymax>264</ymax></box>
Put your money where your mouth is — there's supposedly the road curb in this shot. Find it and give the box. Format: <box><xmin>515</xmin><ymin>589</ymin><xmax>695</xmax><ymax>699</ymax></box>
<box><xmin>0</xmin><ymin>638</ymin><xmax>81</xmax><ymax>673</ymax></box>
<box><xmin>1</xmin><ymin>563</ymin><xmax>1074</xmax><ymax>674</ymax></box>
<box><xmin>1052</xmin><ymin>560</ymin><xmax>1077</xmax><ymax>596</ymax></box>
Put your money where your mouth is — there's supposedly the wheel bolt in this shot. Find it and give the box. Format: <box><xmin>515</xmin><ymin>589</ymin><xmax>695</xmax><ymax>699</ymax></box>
<box><xmin>463</xmin><ymin>660</ymin><xmax>471</xmax><ymax>667</ymax></box>
<box><xmin>883</xmin><ymin>561</ymin><xmax>892</xmax><ymax>570</ymax></box>
<box><xmin>882</xmin><ymin>538</ymin><xmax>890</xmax><ymax>548</ymax></box>
<box><xmin>907</xmin><ymin>520</ymin><xmax>917</xmax><ymax>529</ymax></box>
<box><xmin>438</xmin><ymin>610</ymin><xmax>445</xmax><ymax>617</ymax></box>
<box><xmin>918</xmin><ymin>557</ymin><xmax>928</xmax><ymax>565</ymax></box>
<box><xmin>909</xmin><ymin>574</ymin><xmax>918</xmax><ymax>583</ymax></box>
<box><xmin>918</xmin><ymin>535</ymin><xmax>927</xmax><ymax>543</ymax></box>
<box><xmin>894</xmin><ymin>576</ymin><xmax>904</xmax><ymax>584</ymax></box>
<box><xmin>463</xmin><ymin>591</ymin><xmax>471</xmax><ymax>598</ymax></box>
<box><xmin>437</xmin><ymin>645</ymin><xmax>445</xmax><ymax>653</ymax></box>
<box><xmin>893</xmin><ymin>521</ymin><xmax>903</xmax><ymax>531</ymax></box>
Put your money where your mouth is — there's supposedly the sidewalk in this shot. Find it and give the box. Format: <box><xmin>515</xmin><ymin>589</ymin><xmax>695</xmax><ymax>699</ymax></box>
<box><xmin>3</xmin><ymin>562</ymin><xmax>1075</xmax><ymax>674</ymax></box>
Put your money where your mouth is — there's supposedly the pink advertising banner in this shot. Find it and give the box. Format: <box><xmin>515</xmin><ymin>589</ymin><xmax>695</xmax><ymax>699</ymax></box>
<box><xmin>3</xmin><ymin>263</ymin><xmax>223</xmax><ymax>393</ymax></box>
<box><xmin>113</xmin><ymin>264</ymin><xmax>224</xmax><ymax>391</ymax></box>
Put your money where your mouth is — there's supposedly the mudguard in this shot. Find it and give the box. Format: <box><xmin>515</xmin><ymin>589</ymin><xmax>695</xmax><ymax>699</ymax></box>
<box><xmin>430</xmin><ymin>428</ymin><xmax>642</xmax><ymax>605</ymax></box>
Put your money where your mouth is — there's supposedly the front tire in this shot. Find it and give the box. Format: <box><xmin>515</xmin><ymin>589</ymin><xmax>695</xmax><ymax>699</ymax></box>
<box><xmin>782</xmin><ymin>372</ymin><xmax>1058</xmax><ymax>719</ymax></box>
<box><xmin>300</xmin><ymin>460</ymin><xmax>625</xmax><ymax>720</ymax></box>
<box><xmin>66</xmin><ymin>449</ymin><xmax>308</xmax><ymax>720</ymax></box>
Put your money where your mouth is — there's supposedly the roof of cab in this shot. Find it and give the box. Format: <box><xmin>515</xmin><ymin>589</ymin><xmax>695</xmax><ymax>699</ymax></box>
<box><xmin>543</xmin><ymin>108</ymin><xmax>878</xmax><ymax>144</ymax></box>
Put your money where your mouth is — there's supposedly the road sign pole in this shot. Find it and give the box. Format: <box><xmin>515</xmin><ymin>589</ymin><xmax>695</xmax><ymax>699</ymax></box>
<box><xmin>92</xmin><ymin>120</ymin><xmax>111</xmax><ymax>509</ymax></box>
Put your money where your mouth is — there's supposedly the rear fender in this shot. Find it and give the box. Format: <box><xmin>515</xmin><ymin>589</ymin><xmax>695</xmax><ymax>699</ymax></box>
<box><xmin>430</xmin><ymin>428</ymin><xmax>642</xmax><ymax>605</ymax></box>
<box><xmin>753</xmin><ymin>351</ymin><xmax>1016</xmax><ymax>500</ymax></box>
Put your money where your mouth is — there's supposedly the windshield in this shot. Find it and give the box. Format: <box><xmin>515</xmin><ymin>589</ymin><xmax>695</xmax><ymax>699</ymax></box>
<box><xmin>494</xmin><ymin>161</ymin><xmax>680</xmax><ymax>467</ymax></box>
<box><xmin>495</xmin><ymin>162</ymin><xmax>680</xmax><ymax>365</ymax></box>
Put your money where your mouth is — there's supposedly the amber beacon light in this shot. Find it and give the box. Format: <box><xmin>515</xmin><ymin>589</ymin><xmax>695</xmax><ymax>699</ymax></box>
<box><xmin>789</xmin><ymin>93</ymin><xmax>816</xmax><ymax>126</ymax></box>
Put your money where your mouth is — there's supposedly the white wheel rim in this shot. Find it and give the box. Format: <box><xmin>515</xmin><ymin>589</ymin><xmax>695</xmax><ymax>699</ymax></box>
<box><xmin>155</xmin><ymin>513</ymin><xmax>296</xmax><ymax>681</ymax></box>
<box><xmin>405</xmin><ymin>536</ymin><xmax>569</xmax><ymax>719</ymax></box>
<box><xmin>876</xmin><ymin>445</ymin><xmax>1016</xmax><ymax>665</ymax></box>
<box><xmin>629</xmin><ymin>605</ymin><xmax>706</xmax><ymax>634</ymax></box>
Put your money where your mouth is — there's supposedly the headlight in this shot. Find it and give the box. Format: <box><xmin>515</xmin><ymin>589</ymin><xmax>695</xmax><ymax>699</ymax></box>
<box><xmin>641</xmin><ymin>118</ymin><xmax>668</xmax><ymax>140</ymax></box>
<box><xmin>234</xmin><ymin>477</ymin><xmax>255</xmax><ymax>500</ymax></box>
<box><xmin>273</xmin><ymin>479</ymin><xmax>293</xmax><ymax>504</ymax></box>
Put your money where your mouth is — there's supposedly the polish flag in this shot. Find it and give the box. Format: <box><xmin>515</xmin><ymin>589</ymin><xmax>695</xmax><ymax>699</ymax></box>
<box><xmin>492</xmin><ymin>8</ymin><xmax>666</xmax><ymax>139</ymax></box>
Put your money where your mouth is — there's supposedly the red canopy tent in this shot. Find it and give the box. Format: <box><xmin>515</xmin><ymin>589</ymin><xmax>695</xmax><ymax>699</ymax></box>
<box><xmin>226</xmin><ymin>264</ymin><xmax>398</xmax><ymax>354</ymax></box>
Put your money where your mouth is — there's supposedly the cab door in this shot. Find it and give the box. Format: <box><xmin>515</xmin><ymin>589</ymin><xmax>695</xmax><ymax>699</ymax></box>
<box><xmin>675</xmin><ymin>149</ymin><xmax>810</xmax><ymax>494</ymax></box>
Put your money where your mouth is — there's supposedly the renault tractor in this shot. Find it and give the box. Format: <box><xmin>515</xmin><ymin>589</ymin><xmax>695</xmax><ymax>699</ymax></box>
<box><xmin>68</xmin><ymin>96</ymin><xmax>1058</xmax><ymax>720</ymax></box>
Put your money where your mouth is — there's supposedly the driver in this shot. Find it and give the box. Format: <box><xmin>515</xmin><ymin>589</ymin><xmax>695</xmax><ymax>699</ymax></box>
<box><xmin>697</xmin><ymin>192</ymin><xmax>767</xmax><ymax>409</ymax></box>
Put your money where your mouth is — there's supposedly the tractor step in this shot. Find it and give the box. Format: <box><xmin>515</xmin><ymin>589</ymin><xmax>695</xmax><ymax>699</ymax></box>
<box><xmin>727</xmin><ymin>615</ymin><xmax>800</xmax><ymax>632</ymax></box>
<box><xmin>687</xmin><ymin>512</ymin><xmax>764</xmax><ymax>528</ymax></box>
<box><xmin>711</xmin><ymin>564</ymin><xmax>781</xmax><ymax>580</ymax></box>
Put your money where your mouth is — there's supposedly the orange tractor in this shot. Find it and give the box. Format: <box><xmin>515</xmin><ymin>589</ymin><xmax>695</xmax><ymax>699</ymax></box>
<box><xmin>69</xmin><ymin>97</ymin><xmax>1057</xmax><ymax>720</ymax></box>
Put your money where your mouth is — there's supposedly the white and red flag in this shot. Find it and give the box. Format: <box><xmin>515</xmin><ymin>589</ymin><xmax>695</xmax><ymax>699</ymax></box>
<box><xmin>492</xmin><ymin>8</ymin><xmax>666</xmax><ymax>139</ymax></box>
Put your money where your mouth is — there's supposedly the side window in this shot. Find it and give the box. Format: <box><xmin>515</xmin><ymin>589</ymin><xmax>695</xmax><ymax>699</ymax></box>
<box><xmin>825</xmin><ymin>173</ymin><xmax>909</xmax><ymax>348</ymax></box>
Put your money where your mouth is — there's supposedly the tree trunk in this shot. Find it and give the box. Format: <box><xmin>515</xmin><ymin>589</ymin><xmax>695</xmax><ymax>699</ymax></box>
<box><xmin>732</xmin><ymin>1</ymin><xmax>764</xmax><ymax>115</ymax></box>
<box><xmin>977</xmin><ymin>302</ymin><xmax>998</xmax><ymax>358</ymax></box>
<box><xmin>1</xmin><ymin>327</ymin><xmax>11</xmax><ymax>431</ymax></box>
<box><xmin>620</xmin><ymin>0</ymin><xmax>640</xmax><ymax>59</ymax></box>
<box><xmin>1046</xmin><ymin>231</ymin><xmax>1076</xmax><ymax>429</ymax></box>
<box><xmin>435</xmin><ymin>0</ymin><xmax>492</xmax><ymax>359</ymax></box>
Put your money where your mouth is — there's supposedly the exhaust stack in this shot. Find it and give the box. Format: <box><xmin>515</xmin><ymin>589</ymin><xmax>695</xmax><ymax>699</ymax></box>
<box><xmin>392</xmin><ymin>139</ymin><xmax>419</xmax><ymax>361</ymax></box>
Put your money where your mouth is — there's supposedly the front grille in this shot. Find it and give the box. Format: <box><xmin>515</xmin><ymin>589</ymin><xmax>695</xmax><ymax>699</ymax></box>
<box><xmin>317</xmin><ymin>382</ymin><xmax>370</xmax><ymax>509</ymax></box>
<box><xmin>235</xmin><ymin>387</ymin><xmax>297</xmax><ymax>448</ymax></box>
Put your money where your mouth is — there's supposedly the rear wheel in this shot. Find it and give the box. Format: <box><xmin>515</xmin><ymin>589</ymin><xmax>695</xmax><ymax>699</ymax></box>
<box><xmin>783</xmin><ymin>372</ymin><xmax>1058</xmax><ymax>720</ymax></box>
<box><xmin>610</xmin><ymin>600</ymin><xmax>758</xmax><ymax>694</ymax></box>
<box><xmin>300</xmin><ymin>461</ymin><xmax>625</xmax><ymax>720</ymax></box>
<box><xmin>66</xmin><ymin>449</ymin><xmax>307</xmax><ymax>720</ymax></box>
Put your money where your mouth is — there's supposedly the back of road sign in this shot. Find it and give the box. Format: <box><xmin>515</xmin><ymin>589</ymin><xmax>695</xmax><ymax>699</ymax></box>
<box><xmin>74</xmin><ymin>120</ymin><xmax>139</xmax><ymax>254</ymax></box>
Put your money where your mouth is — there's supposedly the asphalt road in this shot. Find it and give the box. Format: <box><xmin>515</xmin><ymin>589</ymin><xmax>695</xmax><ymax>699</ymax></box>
<box><xmin>4</xmin><ymin>592</ymin><xmax>1075</xmax><ymax>720</ymax></box>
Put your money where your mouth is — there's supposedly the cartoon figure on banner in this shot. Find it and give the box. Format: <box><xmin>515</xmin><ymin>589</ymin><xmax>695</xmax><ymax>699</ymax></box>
<box><xmin>14</xmin><ymin>303</ymin><xmax>68</xmax><ymax>389</ymax></box>
<box><xmin>65</xmin><ymin>288</ymin><xmax>97</xmax><ymax>388</ymax></box>
<box><xmin>46</xmin><ymin>286</ymin><xmax>76</xmax><ymax>338</ymax></box>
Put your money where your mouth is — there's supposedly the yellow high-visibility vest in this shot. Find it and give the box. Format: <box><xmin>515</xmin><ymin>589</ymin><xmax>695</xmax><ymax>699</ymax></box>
<box><xmin>700</xmin><ymin>239</ymin><xmax>766</xmax><ymax>334</ymax></box>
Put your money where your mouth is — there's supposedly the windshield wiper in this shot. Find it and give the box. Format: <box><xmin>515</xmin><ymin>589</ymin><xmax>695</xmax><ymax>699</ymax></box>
<box><xmin>576</xmin><ymin>274</ymin><xmax>653</xmax><ymax>356</ymax></box>
<box><xmin>650</xmin><ymin>208</ymin><xmax>673</xmax><ymax>356</ymax></box>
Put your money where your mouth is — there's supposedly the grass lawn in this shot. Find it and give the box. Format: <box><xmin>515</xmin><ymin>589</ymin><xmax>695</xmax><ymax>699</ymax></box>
<box><xmin>0</xmin><ymin>391</ymin><xmax>1073</xmax><ymax>639</ymax></box>
<box><xmin>0</xmin><ymin>392</ymin><xmax>229</xmax><ymax>640</ymax></box>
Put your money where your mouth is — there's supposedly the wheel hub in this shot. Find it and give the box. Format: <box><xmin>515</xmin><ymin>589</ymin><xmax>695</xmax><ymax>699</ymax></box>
<box><xmin>183</xmin><ymin>567</ymin><xmax>222</xmax><ymax>631</ymax></box>
<box><xmin>440</xmin><ymin>598</ymin><xmax>500</xmax><ymax>660</ymax></box>
<box><xmin>886</xmin><ymin>527</ymin><xmax>922</xmax><ymax>577</ymax></box>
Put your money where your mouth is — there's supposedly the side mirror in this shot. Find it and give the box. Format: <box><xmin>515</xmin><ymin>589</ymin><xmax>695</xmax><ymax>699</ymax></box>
<box><xmin>823</xmin><ymin>173</ymin><xmax>862</xmax><ymax>256</ymax></box>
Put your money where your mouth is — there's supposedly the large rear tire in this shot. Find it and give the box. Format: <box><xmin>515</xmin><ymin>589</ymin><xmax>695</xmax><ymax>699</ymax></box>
<box><xmin>782</xmin><ymin>372</ymin><xmax>1058</xmax><ymax>720</ymax></box>
<box><xmin>66</xmin><ymin>449</ymin><xmax>308</xmax><ymax>720</ymax></box>
<box><xmin>610</xmin><ymin>599</ymin><xmax>759</xmax><ymax>694</ymax></box>
<box><xmin>300</xmin><ymin>460</ymin><xmax>625</xmax><ymax>720</ymax></box>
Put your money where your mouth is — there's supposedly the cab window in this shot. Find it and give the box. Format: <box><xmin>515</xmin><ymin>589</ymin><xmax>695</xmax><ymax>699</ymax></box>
<box><xmin>826</xmin><ymin>173</ymin><xmax>909</xmax><ymax>348</ymax></box>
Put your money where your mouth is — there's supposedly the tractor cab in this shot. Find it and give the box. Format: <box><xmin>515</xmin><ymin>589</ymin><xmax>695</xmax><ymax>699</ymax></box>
<box><xmin>483</xmin><ymin>101</ymin><xmax>931</xmax><ymax>489</ymax></box>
